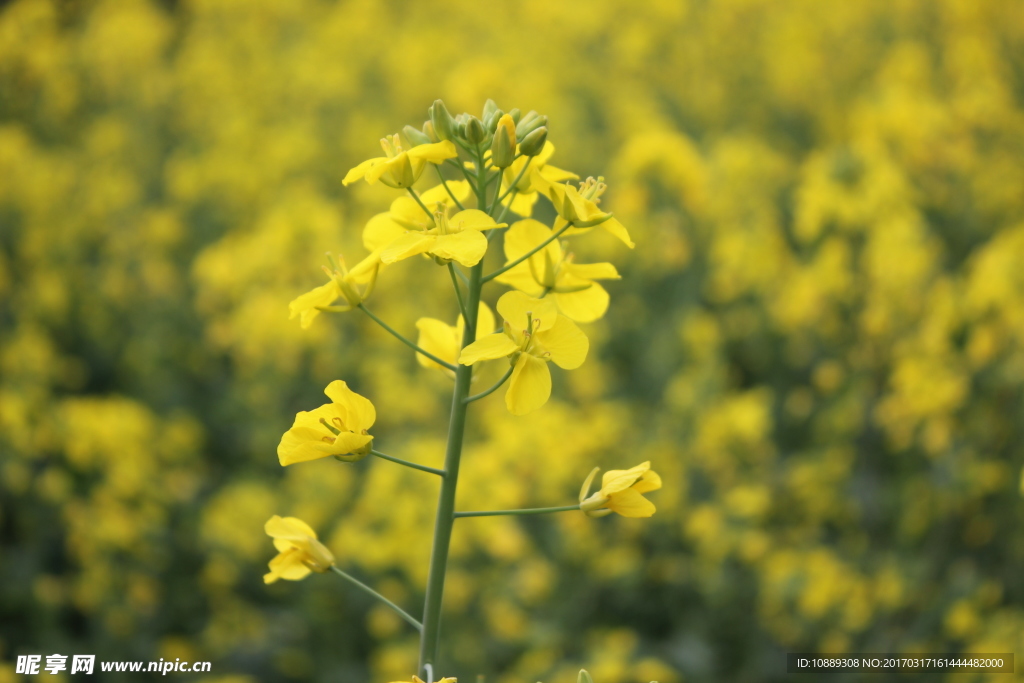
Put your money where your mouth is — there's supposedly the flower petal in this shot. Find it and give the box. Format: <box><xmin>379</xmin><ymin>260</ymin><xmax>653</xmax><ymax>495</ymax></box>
<box><xmin>342</xmin><ymin>157</ymin><xmax>383</xmax><ymax>186</ymax></box>
<box><xmin>600</xmin><ymin>461</ymin><xmax>650</xmax><ymax>494</ymax></box>
<box><xmin>494</xmin><ymin>262</ymin><xmax>546</xmax><ymax>297</ymax></box>
<box><xmin>430</xmin><ymin>230</ymin><xmax>488</xmax><ymax>267</ymax></box>
<box><xmin>416</xmin><ymin>317</ymin><xmax>458</xmax><ymax>369</ymax></box>
<box><xmin>497</xmin><ymin>290</ymin><xmax>558</xmax><ymax>333</ymax></box>
<box><xmin>406</xmin><ymin>140</ymin><xmax>458</xmax><ymax>164</ymax></box>
<box><xmin>633</xmin><ymin>469</ymin><xmax>662</xmax><ymax>494</ymax></box>
<box><xmin>288</xmin><ymin>280</ymin><xmax>341</xmax><ymax>329</ymax></box>
<box><xmin>563</xmin><ymin>262</ymin><xmax>620</xmax><ymax>280</ymax></box>
<box><xmin>265</xmin><ymin>548</ymin><xmax>313</xmax><ymax>583</ymax></box>
<box><xmin>503</xmin><ymin>219</ymin><xmax>562</xmax><ymax>264</ymax></box>
<box><xmin>606</xmin><ymin>488</ymin><xmax>656</xmax><ymax>517</ymax></box>
<box><xmin>599</xmin><ymin>217</ymin><xmax>635</xmax><ymax>249</ymax></box>
<box><xmin>537</xmin><ymin>315</ymin><xmax>589</xmax><ymax>369</ymax></box>
<box><xmin>364</xmin><ymin>212</ymin><xmax>412</xmax><ymax>252</ymax></box>
<box><xmin>459</xmin><ymin>333</ymin><xmax>519</xmax><ymax>365</ymax></box>
<box><xmin>475</xmin><ymin>301</ymin><xmax>496</xmax><ymax>340</ymax></box>
<box><xmin>381</xmin><ymin>231</ymin><xmax>435</xmax><ymax>263</ymax></box>
<box><xmin>553</xmin><ymin>281</ymin><xmax>609</xmax><ymax>322</ymax></box>
<box><xmin>265</xmin><ymin>515</ymin><xmax>318</xmax><ymax>540</ymax></box>
<box><xmin>324</xmin><ymin>380</ymin><xmax>376</xmax><ymax>430</ymax></box>
<box><xmin>449</xmin><ymin>209</ymin><xmax>505</xmax><ymax>232</ymax></box>
<box><xmin>505</xmin><ymin>354</ymin><xmax>552</xmax><ymax>415</ymax></box>
<box><xmin>508</xmin><ymin>191</ymin><xmax>538</xmax><ymax>217</ymax></box>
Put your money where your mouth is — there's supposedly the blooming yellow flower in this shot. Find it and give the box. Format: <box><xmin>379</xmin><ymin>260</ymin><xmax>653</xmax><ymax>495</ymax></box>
<box><xmin>278</xmin><ymin>380</ymin><xmax>375</xmax><ymax>465</ymax></box>
<box><xmin>380</xmin><ymin>209</ymin><xmax>506</xmax><ymax>268</ymax></box>
<box><xmin>538</xmin><ymin>176</ymin><xmax>634</xmax><ymax>248</ymax></box>
<box><xmin>363</xmin><ymin>181</ymin><xmax>472</xmax><ymax>252</ymax></box>
<box><xmin>578</xmin><ymin>461</ymin><xmax>662</xmax><ymax>518</ymax></box>
<box><xmin>342</xmin><ymin>135</ymin><xmax>458</xmax><ymax>189</ymax></box>
<box><xmin>416</xmin><ymin>302</ymin><xmax>495</xmax><ymax>375</ymax></box>
<box><xmin>459</xmin><ymin>291</ymin><xmax>588</xmax><ymax>415</ymax></box>
<box><xmin>494</xmin><ymin>219</ymin><xmax>620</xmax><ymax>322</ymax></box>
<box><xmin>263</xmin><ymin>515</ymin><xmax>335</xmax><ymax>584</ymax></box>
<box><xmin>288</xmin><ymin>250</ymin><xmax>381</xmax><ymax>329</ymax></box>
<box><xmin>500</xmin><ymin>140</ymin><xmax>578</xmax><ymax>217</ymax></box>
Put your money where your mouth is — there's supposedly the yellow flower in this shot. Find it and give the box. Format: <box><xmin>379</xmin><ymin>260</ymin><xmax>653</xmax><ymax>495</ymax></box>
<box><xmin>380</xmin><ymin>209</ymin><xmax>506</xmax><ymax>268</ymax></box>
<box><xmin>363</xmin><ymin>180</ymin><xmax>472</xmax><ymax>252</ymax></box>
<box><xmin>494</xmin><ymin>219</ymin><xmax>620</xmax><ymax>322</ymax></box>
<box><xmin>342</xmin><ymin>135</ymin><xmax>458</xmax><ymax>189</ymax></box>
<box><xmin>263</xmin><ymin>515</ymin><xmax>335</xmax><ymax>584</ymax></box>
<box><xmin>500</xmin><ymin>140</ymin><xmax>577</xmax><ymax>217</ymax></box>
<box><xmin>278</xmin><ymin>380</ymin><xmax>375</xmax><ymax>465</ymax></box>
<box><xmin>416</xmin><ymin>302</ymin><xmax>496</xmax><ymax>376</ymax></box>
<box><xmin>578</xmin><ymin>461</ymin><xmax>662</xmax><ymax>518</ymax></box>
<box><xmin>539</xmin><ymin>176</ymin><xmax>634</xmax><ymax>248</ymax></box>
<box><xmin>459</xmin><ymin>291</ymin><xmax>589</xmax><ymax>415</ymax></box>
<box><xmin>288</xmin><ymin>250</ymin><xmax>381</xmax><ymax>329</ymax></box>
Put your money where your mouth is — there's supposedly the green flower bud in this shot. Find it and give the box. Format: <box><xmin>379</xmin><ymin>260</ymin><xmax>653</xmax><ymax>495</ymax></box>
<box><xmin>429</xmin><ymin>99</ymin><xmax>456</xmax><ymax>141</ymax></box>
<box><xmin>578</xmin><ymin>670</ymin><xmax>594</xmax><ymax>683</ymax></box>
<box><xmin>516</xmin><ymin>111</ymin><xmax>548</xmax><ymax>139</ymax></box>
<box><xmin>465</xmin><ymin>115</ymin><xmax>487</xmax><ymax>145</ymax></box>
<box><xmin>482</xmin><ymin>98</ymin><xmax>499</xmax><ymax>121</ymax></box>
<box><xmin>422</xmin><ymin>120</ymin><xmax>439</xmax><ymax>143</ymax></box>
<box><xmin>402</xmin><ymin>124</ymin><xmax>431</xmax><ymax>147</ymax></box>
<box><xmin>490</xmin><ymin>114</ymin><xmax>517</xmax><ymax>168</ymax></box>
<box><xmin>519</xmin><ymin>126</ymin><xmax>548</xmax><ymax>157</ymax></box>
<box><xmin>485</xmin><ymin>109</ymin><xmax>504</xmax><ymax>133</ymax></box>
<box><xmin>508</xmin><ymin>108</ymin><xmax>521</xmax><ymax>124</ymax></box>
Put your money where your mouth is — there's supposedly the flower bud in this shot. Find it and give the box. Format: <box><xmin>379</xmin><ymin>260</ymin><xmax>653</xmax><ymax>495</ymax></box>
<box><xmin>482</xmin><ymin>98</ymin><xmax>500</xmax><ymax>121</ymax></box>
<box><xmin>429</xmin><ymin>99</ymin><xmax>456</xmax><ymax>141</ymax></box>
<box><xmin>422</xmin><ymin>120</ymin><xmax>440</xmax><ymax>143</ymax></box>
<box><xmin>516</xmin><ymin>111</ymin><xmax>548</xmax><ymax>140</ymax></box>
<box><xmin>578</xmin><ymin>670</ymin><xmax>594</xmax><ymax>683</ymax></box>
<box><xmin>464</xmin><ymin>115</ymin><xmax>487</xmax><ymax>145</ymax></box>
<box><xmin>519</xmin><ymin>126</ymin><xmax>548</xmax><ymax>157</ymax></box>
<box><xmin>508</xmin><ymin>108</ymin><xmax>521</xmax><ymax>124</ymax></box>
<box><xmin>490</xmin><ymin>114</ymin><xmax>517</xmax><ymax>168</ymax></box>
<box><xmin>403</xmin><ymin>124</ymin><xmax>431</xmax><ymax>147</ymax></box>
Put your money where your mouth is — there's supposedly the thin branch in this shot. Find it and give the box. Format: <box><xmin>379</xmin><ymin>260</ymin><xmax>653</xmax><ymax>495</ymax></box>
<box><xmin>330</xmin><ymin>566</ymin><xmax>423</xmax><ymax>631</ymax></box>
<box><xmin>371</xmin><ymin>449</ymin><xmax>445</xmax><ymax>477</ymax></box>
<box><xmin>433</xmin><ymin>165</ymin><xmax>465</xmax><ymax>211</ymax></box>
<box><xmin>407</xmin><ymin>187</ymin><xmax>434</xmax><ymax>219</ymax></box>
<box><xmin>449</xmin><ymin>263</ymin><xmax>470</xmax><ymax>320</ymax></box>
<box><xmin>357</xmin><ymin>304</ymin><xmax>457</xmax><ymax>371</ymax></box>
<box><xmin>464</xmin><ymin>366</ymin><xmax>514</xmax><ymax>404</ymax></box>
<box><xmin>454</xmin><ymin>504</ymin><xmax>581</xmax><ymax>518</ymax></box>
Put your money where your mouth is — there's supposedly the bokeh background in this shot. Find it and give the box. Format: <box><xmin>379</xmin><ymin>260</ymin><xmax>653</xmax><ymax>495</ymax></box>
<box><xmin>2</xmin><ymin>0</ymin><xmax>1024</xmax><ymax>681</ymax></box>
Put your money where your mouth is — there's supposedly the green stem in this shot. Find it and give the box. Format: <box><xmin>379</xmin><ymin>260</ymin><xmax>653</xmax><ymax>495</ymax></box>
<box><xmin>454</xmin><ymin>504</ymin><xmax>581</xmax><ymax>518</ymax></box>
<box><xmin>448</xmin><ymin>263</ymin><xmax>470</xmax><ymax>320</ymax></box>
<box><xmin>407</xmin><ymin>188</ymin><xmax>434</xmax><ymax>219</ymax></box>
<box><xmin>357</xmin><ymin>304</ymin><xmax>457</xmax><ymax>372</ymax></box>
<box><xmin>482</xmin><ymin>222</ymin><xmax>572</xmax><ymax>283</ymax></box>
<box><xmin>495</xmin><ymin>191</ymin><xmax>518</xmax><ymax>224</ymax></box>
<box><xmin>371</xmin><ymin>449</ymin><xmax>445</xmax><ymax>477</ymax></box>
<box><xmin>464</xmin><ymin>366</ymin><xmax>513</xmax><ymax>404</ymax></box>
<box><xmin>330</xmin><ymin>566</ymin><xmax>423</xmax><ymax>632</ymax></box>
<box><xmin>433</xmin><ymin>165</ymin><xmax>465</xmax><ymax>211</ymax></box>
<box><xmin>417</xmin><ymin>151</ymin><xmax>490</xmax><ymax>678</ymax></box>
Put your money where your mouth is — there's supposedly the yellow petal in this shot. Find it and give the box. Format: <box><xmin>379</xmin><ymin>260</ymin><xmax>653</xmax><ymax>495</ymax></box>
<box><xmin>563</xmin><ymin>261</ymin><xmax>620</xmax><ymax>280</ymax></box>
<box><xmin>288</xmin><ymin>280</ymin><xmax>341</xmax><ymax>329</ymax></box>
<box><xmin>494</xmin><ymin>262</ymin><xmax>546</xmax><ymax>297</ymax></box>
<box><xmin>324</xmin><ymin>380</ymin><xmax>376</xmax><ymax>430</ymax></box>
<box><xmin>389</xmin><ymin>196</ymin><xmax>434</xmax><ymax>229</ymax></box>
<box><xmin>553</xmin><ymin>281</ymin><xmax>609</xmax><ymax>322</ymax></box>
<box><xmin>449</xmin><ymin>209</ymin><xmax>504</xmax><ymax>232</ymax></box>
<box><xmin>539</xmin><ymin>163</ymin><xmax>579</xmax><ymax>183</ymax></box>
<box><xmin>601</xmin><ymin>462</ymin><xmax>650</xmax><ymax>494</ymax></box>
<box><xmin>342</xmin><ymin>156</ymin><xmax>383</xmax><ymax>186</ymax></box>
<box><xmin>265</xmin><ymin>515</ymin><xmax>318</xmax><ymax>541</ymax></box>
<box><xmin>508</xmin><ymin>191</ymin><xmax>538</xmax><ymax>217</ymax></box>
<box><xmin>503</xmin><ymin>219</ymin><xmax>562</xmax><ymax>264</ymax></box>
<box><xmin>497</xmin><ymin>290</ymin><xmax>558</xmax><ymax>333</ymax></box>
<box><xmin>277</xmin><ymin>416</ymin><xmax>340</xmax><ymax>465</ymax></box>
<box><xmin>416</xmin><ymin>317</ymin><xmax>458</xmax><ymax>369</ymax></box>
<box><xmin>406</xmin><ymin>140</ymin><xmax>458</xmax><ymax>164</ymax></box>
<box><xmin>381</xmin><ymin>231</ymin><xmax>435</xmax><ymax>263</ymax></box>
<box><xmin>505</xmin><ymin>354</ymin><xmax>552</xmax><ymax>415</ymax></box>
<box><xmin>599</xmin><ymin>217</ymin><xmax>635</xmax><ymax>249</ymax></box>
<box><xmin>536</xmin><ymin>315</ymin><xmax>589</xmax><ymax>369</ymax></box>
<box><xmin>606</xmin><ymin>488</ymin><xmax>656</xmax><ymax>517</ymax></box>
<box><xmin>430</xmin><ymin>231</ymin><xmax>488</xmax><ymax>267</ymax></box>
<box><xmin>266</xmin><ymin>548</ymin><xmax>313</xmax><ymax>582</ymax></box>
<box><xmin>421</xmin><ymin>179</ymin><xmax>471</xmax><ymax>206</ymax></box>
<box><xmin>459</xmin><ymin>333</ymin><xmax>519</xmax><ymax>365</ymax></box>
<box><xmin>475</xmin><ymin>301</ymin><xmax>496</xmax><ymax>340</ymax></box>
<box><xmin>364</xmin><ymin>212</ymin><xmax>411</xmax><ymax>252</ymax></box>
<box><xmin>633</xmin><ymin>469</ymin><xmax>662</xmax><ymax>494</ymax></box>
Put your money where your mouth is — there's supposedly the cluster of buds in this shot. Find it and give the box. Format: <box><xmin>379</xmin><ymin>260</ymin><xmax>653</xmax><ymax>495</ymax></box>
<box><xmin>399</xmin><ymin>99</ymin><xmax>550</xmax><ymax>169</ymax></box>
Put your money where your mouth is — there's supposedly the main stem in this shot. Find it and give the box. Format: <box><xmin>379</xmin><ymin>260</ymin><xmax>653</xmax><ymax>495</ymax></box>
<box><xmin>418</xmin><ymin>153</ymin><xmax>490</xmax><ymax>677</ymax></box>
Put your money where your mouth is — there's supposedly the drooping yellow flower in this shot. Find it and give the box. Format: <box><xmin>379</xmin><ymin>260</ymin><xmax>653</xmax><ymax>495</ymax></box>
<box><xmin>538</xmin><ymin>176</ymin><xmax>634</xmax><ymax>248</ymax></box>
<box><xmin>380</xmin><ymin>209</ymin><xmax>506</xmax><ymax>268</ymax></box>
<box><xmin>343</xmin><ymin>135</ymin><xmax>458</xmax><ymax>189</ymax></box>
<box><xmin>278</xmin><ymin>380</ymin><xmax>375</xmax><ymax>465</ymax></box>
<box><xmin>459</xmin><ymin>291</ymin><xmax>588</xmax><ymax>415</ymax></box>
<box><xmin>263</xmin><ymin>515</ymin><xmax>335</xmax><ymax>584</ymax></box>
<box><xmin>416</xmin><ymin>302</ymin><xmax>495</xmax><ymax>375</ymax></box>
<box><xmin>288</xmin><ymin>250</ymin><xmax>381</xmax><ymax>329</ymax></box>
<box><xmin>363</xmin><ymin>180</ymin><xmax>472</xmax><ymax>252</ymax></box>
<box><xmin>578</xmin><ymin>461</ymin><xmax>662</xmax><ymax>518</ymax></box>
<box><xmin>500</xmin><ymin>140</ymin><xmax>578</xmax><ymax>216</ymax></box>
<box><xmin>494</xmin><ymin>219</ymin><xmax>620</xmax><ymax>322</ymax></box>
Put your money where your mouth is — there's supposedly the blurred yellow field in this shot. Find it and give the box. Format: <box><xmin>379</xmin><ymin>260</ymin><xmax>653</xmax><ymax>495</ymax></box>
<box><xmin>2</xmin><ymin>1</ymin><xmax>1023</xmax><ymax>682</ymax></box>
